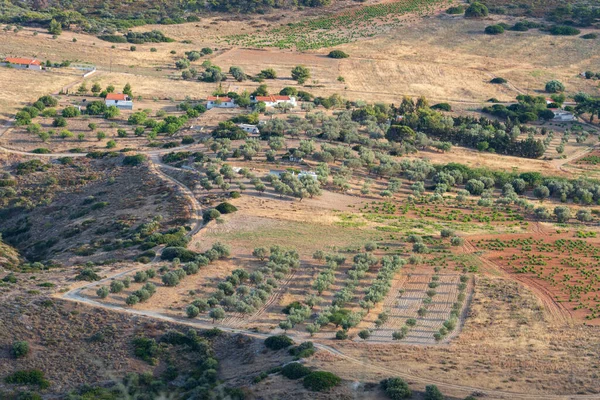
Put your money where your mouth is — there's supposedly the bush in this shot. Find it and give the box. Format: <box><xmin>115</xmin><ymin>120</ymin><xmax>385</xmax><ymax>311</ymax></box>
<box><xmin>446</xmin><ymin>6</ymin><xmax>464</xmax><ymax>14</ymax></box>
<box><xmin>281</xmin><ymin>362</ymin><xmax>312</xmax><ymax>379</ymax></box>
<box><xmin>550</xmin><ymin>25</ymin><xmax>581</xmax><ymax>36</ymax></box>
<box><xmin>328</xmin><ymin>50</ymin><xmax>349</xmax><ymax>59</ymax></box>
<box><xmin>186</xmin><ymin>304</ymin><xmax>200</xmax><ymax>318</ymax></box>
<box><xmin>545</xmin><ymin>80</ymin><xmax>565</xmax><ymax>93</ymax></box>
<box><xmin>11</xmin><ymin>341</ymin><xmax>29</xmax><ymax>358</ymax></box>
<box><xmin>381</xmin><ymin>377</ymin><xmax>412</xmax><ymax>399</ymax></box>
<box><xmin>264</xmin><ymin>335</ymin><xmax>294</xmax><ymax>350</ymax></box>
<box><xmin>465</xmin><ymin>2</ymin><xmax>488</xmax><ymax>18</ymax></box>
<box><xmin>490</xmin><ymin>77</ymin><xmax>507</xmax><ymax>84</ymax></box>
<box><xmin>123</xmin><ymin>154</ymin><xmax>147</xmax><ymax>166</ymax></box>
<box><xmin>289</xmin><ymin>341</ymin><xmax>315</xmax><ymax>358</ymax></box>
<box><xmin>424</xmin><ymin>384</ymin><xmax>444</xmax><ymax>400</ymax></box>
<box><xmin>303</xmin><ymin>371</ymin><xmax>341</xmax><ymax>392</ymax></box>
<box><xmin>5</xmin><ymin>369</ymin><xmax>50</xmax><ymax>389</ymax></box>
<box><xmin>215</xmin><ymin>202</ymin><xmax>238</xmax><ymax>214</ymax></box>
<box><xmin>431</xmin><ymin>103</ymin><xmax>451</xmax><ymax>111</ymax></box>
<box><xmin>485</xmin><ymin>25</ymin><xmax>504</xmax><ymax>35</ymax></box>
<box><xmin>581</xmin><ymin>33</ymin><xmax>598</xmax><ymax>39</ymax></box>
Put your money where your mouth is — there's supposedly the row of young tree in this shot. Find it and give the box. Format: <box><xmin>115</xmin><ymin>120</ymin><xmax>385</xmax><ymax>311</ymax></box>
<box><xmin>186</xmin><ymin>246</ymin><xmax>300</xmax><ymax>321</ymax></box>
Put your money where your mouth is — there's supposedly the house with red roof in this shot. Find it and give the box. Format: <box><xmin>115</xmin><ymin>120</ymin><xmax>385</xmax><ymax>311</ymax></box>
<box><xmin>206</xmin><ymin>96</ymin><xmax>236</xmax><ymax>110</ymax></box>
<box><xmin>105</xmin><ymin>93</ymin><xmax>133</xmax><ymax>110</ymax></box>
<box><xmin>252</xmin><ymin>95</ymin><xmax>297</xmax><ymax>108</ymax></box>
<box><xmin>2</xmin><ymin>57</ymin><xmax>42</xmax><ymax>71</ymax></box>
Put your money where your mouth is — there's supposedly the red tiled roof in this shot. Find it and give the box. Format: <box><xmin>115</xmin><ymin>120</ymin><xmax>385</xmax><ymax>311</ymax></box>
<box><xmin>106</xmin><ymin>93</ymin><xmax>128</xmax><ymax>101</ymax></box>
<box><xmin>5</xmin><ymin>57</ymin><xmax>41</xmax><ymax>65</ymax></box>
<box><xmin>255</xmin><ymin>95</ymin><xmax>291</xmax><ymax>102</ymax></box>
<box><xmin>207</xmin><ymin>96</ymin><xmax>232</xmax><ymax>102</ymax></box>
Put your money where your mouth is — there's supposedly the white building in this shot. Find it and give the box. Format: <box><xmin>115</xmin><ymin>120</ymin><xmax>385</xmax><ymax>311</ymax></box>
<box><xmin>253</xmin><ymin>95</ymin><xmax>297</xmax><ymax>108</ymax></box>
<box><xmin>552</xmin><ymin>110</ymin><xmax>576</xmax><ymax>122</ymax></box>
<box><xmin>105</xmin><ymin>93</ymin><xmax>133</xmax><ymax>110</ymax></box>
<box><xmin>2</xmin><ymin>57</ymin><xmax>42</xmax><ymax>70</ymax></box>
<box><xmin>238</xmin><ymin>124</ymin><xmax>260</xmax><ymax>135</ymax></box>
<box><xmin>298</xmin><ymin>171</ymin><xmax>318</xmax><ymax>181</ymax></box>
<box><xmin>206</xmin><ymin>96</ymin><xmax>236</xmax><ymax>110</ymax></box>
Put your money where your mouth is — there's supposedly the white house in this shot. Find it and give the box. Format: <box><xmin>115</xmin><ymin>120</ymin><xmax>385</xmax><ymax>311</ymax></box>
<box><xmin>298</xmin><ymin>171</ymin><xmax>318</xmax><ymax>181</ymax></box>
<box><xmin>105</xmin><ymin>93</ymin><xmax>133</xmax><ymax>110</ymax></box>
<box><xmin>2</xmin><ymin>57</ymin><xmax>42</xmax><ymax>70</ymax></box>
<box><xmin>238</xmin><ymin>124</ymin><xmax>260</xmax><ymax>135</ymax></box>
<box><xmin>551</xmin><ymin>110</ymin><xmax>576</xmax><ymax>122</ymax></box>
<box><xmin>253</xmin><ymin>95</ymin><xmax>297</xmax><ymax>108</ymax></box>
<box><xmin>206</xmin><ymin>96</ymin><xmax>236</xmax><ymax>110</ymax></box>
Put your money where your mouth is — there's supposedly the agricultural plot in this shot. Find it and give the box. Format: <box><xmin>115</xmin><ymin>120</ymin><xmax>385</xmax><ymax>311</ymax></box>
<box><xmin>364</xmin><ymin>272</ymin><xmax>467</xmax><ymax>344</ymax></box>
<box><xmin>221</xmin><ymin>0</ymin><xmax>446</xmax><ymax>50</ymax></box>
<box><xmin>474</xmin><ymin>234</ymin><xmax>600</xmax><ymax>323</ymax></box>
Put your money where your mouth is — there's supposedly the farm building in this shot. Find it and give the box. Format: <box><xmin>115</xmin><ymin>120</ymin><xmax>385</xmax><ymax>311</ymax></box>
<box><xmin>105</xmin><ymin>93</ymin><xmax>133</xmax><ymax>110</ymax></box>
<box><xmin>238</xmin><ymin>124</ymin><xmax>260</xmax><ymax>134</ymax></box>
<box><xmin>2</xmin><ymin>57</ymin><xmax>42</xmax><ymax>70</ymax></box>
<box><xmin>298</xmin><ymin>171</ymin><xmax>318</xmax><ymax>180</ymax></box>
<box><xmin>206</xmin><ymin>96</ymin><xmax>236</xmax><ymax>110</ymax></box>
<box><xmin>551</xmin><ymin>110</ymin><xmax>576</xmax><ymax>122</ymax></box>
<box><xmin>253</xmin><ymin>95</ymin><xmax>297</xmax><ymax>108</ymax></box>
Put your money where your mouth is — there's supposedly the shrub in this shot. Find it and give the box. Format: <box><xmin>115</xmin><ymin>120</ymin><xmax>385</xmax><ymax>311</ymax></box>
<box><xmin>335</xmin><ymin>330</ymin><xmax>348</xmax><ymax>340</ymax></box>
<box><xmin>303</xmin><ymin>371</ymin><xmax>341</xmax><ymax>392</ymax></box>
<box><xmin>11</xmin><ymin>341</ymin><xmax>29</xmax><ymax>358</ymax></box>
<box><xmin>381</xmin><ymin>377</ymin><xmax>412</xmax><ymax>399</ymax></box>
<box><xmin>96</xmin><ymin>286</ymin><xmax>109</xmax><ymax>298</ymax></box>
<box><xmin>281</xmin><ymin>362</ymin><xmax>311</xmax><ymax>379</ymax></box>
<box><xmin>160</xmin><ymin>247</ymin><xmax>197</xmax><ymax>262</ymax></box>
<box><xmin>289</xmin><ymin>342</ymin><xmax>315</xmax><ymax>358</ymax></box>
<box><xmin>485</xmin><ymin>25</ymin><xmax>504</xmax><ymax>35</ymax></box>
<box><xmin>446</xmin><ymin>6</ymin><xmax>464</xmax><ymax>14</ymax></box>
<box><xmin>465</xmin><ymin>2</ymin><xmax>488</xmax><ymax>18</ymax></box>
<box><xmin>431</xmin><ymin>103</ymin><xmax>451</xmax><ymax>111</ymax></box>
<box><xmin>5</xmin><ymin>369</ymin><xmax>50</xmax><ymax>389</ymax></box>
<box><xmin>264</xmin><ymin>335</ymin><xmax>294</xmax><ymax>350</ymax></box>
<box><xmin>581</xmin><ymin>33</ymin><xmax>598</xmax><ymax>39</ymax></box>
<box><xmin>550</xmin><ymin>25</ymin><xmax>581</xmax><ymax>36</ymax></box>
<box><xmin>215</xmin><ymin>202</ymin><xmax>237</xmax><ymax>214</ymax></box>
<box><xmin>424</xmin><ymin>384</ymin><xmax>444</xmax><ymax>400</ymax></box>
<box><xmin>123</xmin><ymin>154</ymin><xmax>147</xmax><ymax>166</ymax></box>
<box><xmin>545</xmin><ymin>80</ymin><xmax>565</xmax><ymax>93</ymax></box>
<box><xmin>358</xmin><ymin>329</ymin><xmax>371</xmax><ymax>340</ymax></box>
<box><xmin>328</xmin><ymin>50</ymin><xmax>349</xmax><ymax>59</ymax></box>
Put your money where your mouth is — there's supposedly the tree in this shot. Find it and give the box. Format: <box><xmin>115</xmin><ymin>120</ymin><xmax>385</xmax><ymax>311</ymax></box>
<box><xmin>252</xmin><ymin>247</ymin><xmax>268</xmax><ymax>261</ymax></box>
<box><xmin>576</xmin><ymin>209</ymin><xmax>592</xmax><ymax>222</ymax></box>
<box><xmin>123</xmin><ymin>83</ymin><xmax>133</xmax><ymax>97</ymax></box>
<box><xmin>96</xmin><ymin>131</ymin><xmax>106</xmax><ymax>141</ymax></box>
<box><xmin>533</xmin><ymin>185</ymin><xmax>550</xmax><ymax>201</ymax></box>
<box><xmin>96</xmin><ymin>286</ymin><xmax>109</xmax><ymax>299</ymax></box>
<box><xmin>358</xmin><ymin>329</ymin><xmax>371</xmax><ymax>340</ymax></box>
<box><xmin>186</xmin><ymin>304</ymin><xmax>200</xmax><ymax>318</ymax></box>
<box><xmin>104</xmin><ymin>106</ymin><xmax>120</xmax><ymax>119</ymax></box>
<box><xmin>91</xmin><ymin>83</ymin><xmax>102</xmax><ymax>94</ymax></box>
<box><xmin>424</xmin><ymin>385</ymin><xmax>444</xmax><ymax>400</ymax></box>
<box><xmin>386</xmin><ymin>125</ymin><xmax>415</xmax><ymax>143</ymax></box>
<box><xmin>545</xmin><ymin>80</ymin><xmax>565</xmax><ymax>93</ymax></box>
<box><xmin>463</xmin><ymin>179</ymin><xmax>485</xmax><ymax>195</ymax></box>
<box><xmin>209</xmin><ymin>307</ymin><xmax>225</xmax><ymax>323</ymax></box>
<box><xmin>554</xmin><ymin>206</ymin><xmax>571</xmax><ymax>223</ymax></box>
<box><xmin>291</xmin><ymin>65</ymin><xmax>311</xmax><ymax>84</ymax></box>
<box><xmin>48</xmin><ymin>19</ymin><xmax>62</xmax><ymax>35</ymax></box>
<box><xmin>465</xmin><ymin>2</ymin><xmax>488</xmax><ymax>18</ymax></box>
<box><xmin>110</xmin><ymin>280</ymin><xmax>124</xmax><ymax>293</ymax></box>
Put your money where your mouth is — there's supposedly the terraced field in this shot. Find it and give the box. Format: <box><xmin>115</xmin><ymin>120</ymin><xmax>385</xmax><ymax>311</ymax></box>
<box><xmin>365</xmin><ymin>273</ymin><xmax>468</xmax><ymax>344</ymax></box>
